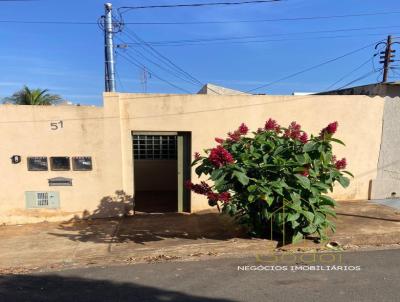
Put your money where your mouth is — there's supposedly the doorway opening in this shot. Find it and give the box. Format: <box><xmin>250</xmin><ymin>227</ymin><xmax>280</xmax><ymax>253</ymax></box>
<box><xmin>132</xmin><ymin>132</ymin><xmax>191</xmax><ymax>213</ymax></box>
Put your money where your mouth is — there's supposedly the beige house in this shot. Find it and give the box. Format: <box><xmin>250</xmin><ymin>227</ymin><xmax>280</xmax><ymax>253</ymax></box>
<box><xmin>0</xmin><ymin>92</ymin><xmax>394</xmax><ymax>224</ymax></box>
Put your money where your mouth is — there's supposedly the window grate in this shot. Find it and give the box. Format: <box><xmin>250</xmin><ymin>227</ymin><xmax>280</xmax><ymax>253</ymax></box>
<box><xmin>36</xmin><ymin>192</ymin><xmax>49</xmax><ymax>206</ymax></box>
<box><xmin>133</xmin><ymin>135</ymin><xmax>177</xmax><ymax>160</ymax></box>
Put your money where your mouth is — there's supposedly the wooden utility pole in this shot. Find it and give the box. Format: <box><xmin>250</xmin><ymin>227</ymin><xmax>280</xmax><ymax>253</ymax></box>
<box><xmin>379</xmin><ymin>35</ymin><xmax>395</xmax><ymax>83</ymax></box>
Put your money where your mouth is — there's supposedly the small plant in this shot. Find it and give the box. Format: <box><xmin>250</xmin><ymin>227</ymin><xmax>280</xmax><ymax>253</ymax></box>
<box><xmin>187</xmin><ymin>119</ymin><xmax>352</xmax><ymax>243</ymax></box>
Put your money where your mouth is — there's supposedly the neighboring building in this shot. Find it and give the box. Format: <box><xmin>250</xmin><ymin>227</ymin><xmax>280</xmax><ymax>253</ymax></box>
<box><xmin>0</xmin><ymin>93</ymin><xmax>397</xmax><ymax>224</ymax></box>
<box><xmin>316</xmin><ymin>82</ymin><xmax>400</xmax><ymax>97</ymax></box>
<box><xmin>197</xmin><ymin>83</ymin><xmax>249</xmax><ymax>95</ymax></box>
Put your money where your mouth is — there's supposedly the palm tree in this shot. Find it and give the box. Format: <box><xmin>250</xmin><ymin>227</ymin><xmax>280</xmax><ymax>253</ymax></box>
<box><xmin>3</xmin><ymin>86</ymin><xmax>63</xmax><ymax>105</ymax></box>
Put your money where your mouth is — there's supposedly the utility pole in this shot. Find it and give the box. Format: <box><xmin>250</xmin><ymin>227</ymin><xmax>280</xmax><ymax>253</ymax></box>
<box><xmin>104</xmin><ymin>3</ymin><xmax>116</xmax><ymax>92</ymax></box>
<box><xmin>378</xmin><ymin>35</ymin><xmax>396</xmax><ymax>83</ymax></box>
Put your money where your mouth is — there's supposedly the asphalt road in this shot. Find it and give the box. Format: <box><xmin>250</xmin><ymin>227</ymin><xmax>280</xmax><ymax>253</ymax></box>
<box><xmin>0</xmin><ymin>249</ymin><xmax>399</xmax><ymax>302</ymax></box>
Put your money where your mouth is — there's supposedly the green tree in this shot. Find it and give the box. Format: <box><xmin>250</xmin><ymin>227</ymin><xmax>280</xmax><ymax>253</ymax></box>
<box><xmin>3</xmin><ymin>86</ymin><xmax>63</xmax><ymax>105</ymax></box>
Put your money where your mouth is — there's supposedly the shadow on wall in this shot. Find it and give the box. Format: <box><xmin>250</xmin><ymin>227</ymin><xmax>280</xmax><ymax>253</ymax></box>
<box><xmin>0</xmin><ymin>274</ymin><xmax>238</xmax><ymax>302</ymax></box>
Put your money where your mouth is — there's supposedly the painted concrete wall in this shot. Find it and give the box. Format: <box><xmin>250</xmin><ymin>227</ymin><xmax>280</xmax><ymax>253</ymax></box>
<box><xmin>371</xmin><ymin>97</ymin><xmax>400</xmax><ymax>199</ymax></box>
<box><xmin>0</xmin><ymin>93</ymin><xmax>385</xmax><ymax>224</ymax></box>
<box><xmin>113</xmin><ymin>93</ymin><xmax>385</xmax><ymax>212</ymax></box>
<box><xmin>0</xmin><ymin>103</ymin><xmax>125</xmax><ymax>224</ymax></box>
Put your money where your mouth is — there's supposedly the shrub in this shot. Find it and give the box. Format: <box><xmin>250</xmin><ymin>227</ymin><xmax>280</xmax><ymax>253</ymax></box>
<box><xmin>187</xmin><ymin>119</ymin><xmax>352</xmax><ymax>243</ymax></box>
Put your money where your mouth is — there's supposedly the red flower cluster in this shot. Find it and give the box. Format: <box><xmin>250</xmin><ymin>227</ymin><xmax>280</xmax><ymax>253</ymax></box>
<box><xmin>186</xmin><ymin>181</ymin><xmax>231</xmax><ymax>203</ymax></box>
<box><xmin>299</xmin><ymin>132</ymin><xmax>308</xmax><ymax>144</ymax></box>
<box><xmin>227</xmin><ymin>131</ymin><xmax>241</xmax><ymax>142</ymax></box>
<box><xmin>320</xmin><ymin>121</ymin><xmax>338</xmax><ymax>136</ymax></box>
<box><xmin>209</xmin><ymin>145</ymin><xmax>234</xmax><ymax>167</ymax></box>
<box><xmin>185</xmin><ymin>181</ymin><xmax>211</xmax><ymax>195</ymax></box>
<box><xmin>194</xmin><ymin>152</ymin><xmax>201</xmax><ymax>160</ymax></box>
<box><xmin>284</xmin><ymin>121</ymin><xmax>302</xmax><ymax>140</ymax></box>
<box><xmin>215</xmin><ymin>137</ymin><xmax>225</xmax><ymax>144</ymax></box>
<box><xmin>227</xmin><ymin>123</ymin><xmax>249</xmax><ymax>142</ymax></box>
<box><xmin>334</xmin><ymin>158</ymin><xmax>347</xmax><ymax>170</ymax></box>
<box><xmin>218</xmin><ymin>192</ymin><xmax>231</xmax><ymax>203</ymax></box>
<box><xmin>238</xmin><ymin>123</ymin><xmax>249</xmax><ymax>135</ymax></box>
<box><xmin>264</xmin><ymin>118</ymin><xmax>281</xmax><ymax>133</ymax></box>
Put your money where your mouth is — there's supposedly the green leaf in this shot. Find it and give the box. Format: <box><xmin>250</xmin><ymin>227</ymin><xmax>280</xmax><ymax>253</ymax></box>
<box><xmin>313</xmin><ymin>212</ymin><xmax>325</xmax><ymax>226</ymax></box>
<box><xmin>301</xmin><ymin>210</ymin><xmax>315</xmax><ymax>222</ymax></box>
<box><xmin>261</xmin><ymin>194</ymin><xmax>274</xmax><ymax>206</ymax></box>
<box><xmin>295</xmin><ymin>174</ymin><xmax>311</xmax><ymax>189</ymax></box>
<box><xmin>303</xmin><ymin>141</ymin><xmax>317</xmax><ymax>152</ymax></box>
<box><xmin>313</xmin><ymin>182</ymin><xmax>330</xmax><ymax>191</ymax></box>
<box><xmin>289</xmin><ymin>192</ymin><xmax>301</xmax><ymax>203</ymax></box>
<box><xmin>287</xmin><ymin>212</ymin><xmax>300</xmax><ymax>222</ymax></box>
<box><xmin>320</xmin><ymin>195</ymin><xmax>337</xmax><ymax>207</ymax></box>
<box><xmin>342</xmin><ymin>170</ymin><xmax>354</xmax><ymax>178</ymax></box>
<box><xmin>302</xmin><ymin>225</ymin><xmax>317</xmax><ymax>234</ymax></box>
<box><xmin>210</xmin><ymin>169</ymin><xmax>224</xmax><ymax>181</ymax></box>
<box><xmin>247</xmin><ymin>185</ymin><xmax>257</xmax><ymax>192</ymax></box>
<box><xmin>273</xmin><ymin>145</ymin><xmax>285</xmax><ymax>156</ymax></box>
<box><xmin>292</xmin><ymin>231</ymin><xmax>304</xmax><ymax>243</ymax></box>
<box><xmin>338</xmin><ymin>176</ymin><xmax>350</xmax><ymax>188</ymax></box>
<box><xmin>319</xmin><ymin>206</ymin><xmax>337</xmax><ymax>218</ymax></box>
<box><xmin>329</xmin><ymin>138</ymin><xmax>346</xmax><ymax>146</ymax></box>
<box><xmin>232</xmin><ymin>171</ymin><xmax>249</xmax><ymax>186</ymax></box>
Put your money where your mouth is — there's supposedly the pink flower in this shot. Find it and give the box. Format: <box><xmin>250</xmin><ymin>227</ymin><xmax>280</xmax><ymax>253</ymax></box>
<box><xmin>208</xmin><ymin>145</ymin><xmax>234</xmax><ymax>167</ymax></box>
<box><xmin>335</xmin><ymin>158</ymin><xmax>347</xmax><ymax>170</ymax></box>
<box><xmin>215</xmin><ymin>137</ymin><xmax>224</xmax><ymax>144</ymax></box>
<box><xmin>301</xmin><ymin>169</ymin><xmax>309</xmax><ymax>177</ymax></box>
<box><xmin>238</xmin><ymin>123</ymin><xmax>249</xmax><ymax>135</ymax></box>
<box><xmin>194</xmin><ymin>152</ymin><xmax>201</xmax><ymax>160</ymax></box>
<box><xmin>218</xmin><ymin>192</ymin><xmax>231</xmax><ymax>203</ymax></box>
<box><xmin>207</xmin><ymin>192</ymin><xmax>220</xmax><ymax>202</ymax></box>
<box><xmin>299</xmin><ymin>132</ymin><xmax>308</xmax><ymax>144</ymax></box>
<box><xmin>320</xmin><ymin>121</ymin><xmax>338</xmax><ymax>137</ymax></box>
<box><xmin>185</xmin><ymin>181</ymin><xmax>212</xmax><ymax>195</ymax></box>
<box><xmin>227</xmin><ymin>131</ymin><xmax>241</xmax><ymax>142</ymax></box>
<box><xmin>264</xmin><ymin>118</ymin><xmax>281</xmax><ymax>133</ymax></box>
<box><xmin>284</xmin><ymin>121</ymin><xmax>302</xmax><ymax>140</ymax></box>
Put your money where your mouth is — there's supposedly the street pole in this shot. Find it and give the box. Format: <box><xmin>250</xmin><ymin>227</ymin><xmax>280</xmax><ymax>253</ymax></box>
<box><xmin>381</xmin><ymin>35</ymin><xmax>393</xmax><ymax>83</ymax></box>
<box><xmin>104</xmin><ymin>3</ymin><xmax>116</xmax><ymax>92</ymax></box>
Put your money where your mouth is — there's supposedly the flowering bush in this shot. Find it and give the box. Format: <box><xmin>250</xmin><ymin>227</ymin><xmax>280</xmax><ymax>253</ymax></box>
<box><xmin>187</xmin><ymin>119</ymin><xmax>352</xmax><ymax>243</ymax></box>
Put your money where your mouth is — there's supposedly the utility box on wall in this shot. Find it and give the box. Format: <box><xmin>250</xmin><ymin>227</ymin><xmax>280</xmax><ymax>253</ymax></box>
<box><xmin>25</xmin><ymin>191</ymin><xmax>60</xmax><ymax>209</ymax></box>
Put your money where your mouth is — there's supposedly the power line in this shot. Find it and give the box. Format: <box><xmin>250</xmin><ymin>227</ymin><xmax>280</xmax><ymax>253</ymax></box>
<box><xmin>117</xmin><ymin>51</ymin><xmax>193</xmax><ymax>94</ymax></box>
<box><xmin>116</xmin><ymin>35</ymin><xmax>201</xmax><ymax>87</ymax></box>
<box><xmin>129</xmin><ymin>33</ymin><xmax>400</xmax><ymax>47</ymax></box>
<box><xmin>123</xmin><ymin>11</ymin><xmax>400</xmax><ymax>25</ymax></box>
<box><xmin>324</xmin><ymin>56</ymin><xmax>375</xmax><ymax>91</ymax></box>
<box><xmin>1</xmin><ymin>11</ymin><xmax>400</xmax><ymax>25</ymax></box>
<box><xmin>120</xmin><ymin>28</ymin><xmax>222</xmax><ymax>94</ymax></box>
<box><xmin>335</xmin><ymin>69</ymin><xmax>382</xmax><ymax>90</ymax></box>
<box><xmin>245</xmin><ymin>40</ymin><xmax>382</xmax><ymax>93</ymax></box>
<box><xmin>118</xmin><ymin>0</ymin><xmax>281</xmax><ymax>14</ymax></box>
<box><xmin>121</xmin><ymin>25</ymin><xmax>400</xmax><ymax>46</ymax></box>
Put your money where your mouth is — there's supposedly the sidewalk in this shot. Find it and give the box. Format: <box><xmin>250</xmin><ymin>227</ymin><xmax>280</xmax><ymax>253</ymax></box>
<box><xmin>1</xmin><ymin>200</ymin><xmax>400</xmax><ymax>274</ymax></box>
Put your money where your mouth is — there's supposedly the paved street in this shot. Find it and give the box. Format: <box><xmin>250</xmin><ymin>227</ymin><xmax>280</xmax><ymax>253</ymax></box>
<box><xmin>0</xmin><ymin>249</ymin><xmax>399</xmax><ymax>302</ymax></box>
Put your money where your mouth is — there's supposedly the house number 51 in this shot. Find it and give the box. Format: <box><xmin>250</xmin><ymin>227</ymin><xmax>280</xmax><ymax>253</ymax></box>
<box><xmin>50</xmin><ymin>120</ymin><xmax>63</xmax><ymax>130</ymax></box>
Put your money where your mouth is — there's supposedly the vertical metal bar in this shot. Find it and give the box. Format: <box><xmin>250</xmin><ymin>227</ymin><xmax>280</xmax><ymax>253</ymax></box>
<box><xmin>104</xmin><ymin>3</ymin><xmax>116</xmax><ymax>92</ymax></box>
<box><xmin>177</xmin><ymin>135</ymin><xmax>184</xmax><ymax>212</ymax></box>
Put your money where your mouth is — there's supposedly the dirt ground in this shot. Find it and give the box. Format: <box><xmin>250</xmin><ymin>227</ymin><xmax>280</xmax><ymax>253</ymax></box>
<box><xmin>1</xmin><ymin>200</ymin><xmax>400</xmax><ymax>275</ymax></box>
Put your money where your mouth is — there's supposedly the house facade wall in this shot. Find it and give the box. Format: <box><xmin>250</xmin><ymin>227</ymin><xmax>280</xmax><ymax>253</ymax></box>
<box><xmin>0</xmin><ymin>93</ymin><xmax>385</xmax><ymax>224</ymax></box>
<box><xmin>371</xmin><ymin>96</ymin><xmax>400</xmax><ymax>199</ymax></box>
